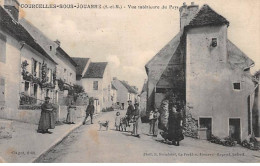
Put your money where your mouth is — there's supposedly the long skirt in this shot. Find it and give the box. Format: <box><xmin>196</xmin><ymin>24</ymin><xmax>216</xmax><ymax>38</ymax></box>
<box><xmin>66</xmin><ymin>108</ymin><xmax>76</xmax><ymax>123</ymax></box>
<box><xmin>38</xmin><ymin>111</ymin><xmax>55</xmax><ymax>131</ymax></box>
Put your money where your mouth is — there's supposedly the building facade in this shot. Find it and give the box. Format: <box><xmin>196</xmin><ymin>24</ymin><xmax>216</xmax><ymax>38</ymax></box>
<box><xmin>0</xmin><ymin>2</ymin><xmax>57</xmax><ymax>122</ymax></box>
<box><xmin>112</xmin><ymin>77</ymin><xmax>138</xmax><ymax>110</ymax></box>
<box><xmin>145</xmin><ymin>3</ymin><xmax>257</xmax><ymax>141</ymax></box>
<box><xmin>20</xmin><ymin>19</ymin><xmax>77</xmax><ymax>105</ymax></box>
<box><xmin>73</xmin><ymin>58</ymin><xmax>112</xmax><ymax>113</ymax></box>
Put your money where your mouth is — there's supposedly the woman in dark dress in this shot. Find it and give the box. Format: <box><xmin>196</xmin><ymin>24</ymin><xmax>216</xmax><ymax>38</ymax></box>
<box><xmin>168</xmin><ymin>104</ymin><xmax>184</xmax><ymax>146</ymax></box>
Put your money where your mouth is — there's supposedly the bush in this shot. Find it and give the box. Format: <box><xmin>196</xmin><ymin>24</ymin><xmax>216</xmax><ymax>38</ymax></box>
<box><xmin>208</xmin><ymin>135</ymin><xmax>236</xmax><ymax>147</ymax></box>
<box><xmin>241</xmin><ymin>135</ymin><xmax>260</xmax><ymax>150</ymax></box>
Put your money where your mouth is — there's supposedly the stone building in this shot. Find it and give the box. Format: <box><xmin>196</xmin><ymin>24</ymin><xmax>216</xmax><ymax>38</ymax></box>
<box><xmin>112</xmin><ymin>77</ymin><xmax>138</xmax><ymax>110</ymax></box>
<box><xmin>145</xmin><ymin>2</ymin><xmax>257</xmax><ymax>141</ymax></box>
<box><xmin>73</xmin><ymin>57</ymin><xmax>112</xmax><ymax>113</ymax></box>
<box><xmin>19</xmin><ymin>19</ymin><xmax>78</xmax><ymax>105</ymax></box>
<box><xmin>0</xmin><ymin>2</ymin><xmax>57</xmax><ymax>123</ymax></box>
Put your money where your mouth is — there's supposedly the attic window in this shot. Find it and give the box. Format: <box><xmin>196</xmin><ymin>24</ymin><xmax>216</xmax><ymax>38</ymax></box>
<box><xmin>233</xmin><ymin>83</ymin><xmax>241</xmax><ymax>90</ymax></box>
<box><xmin>50</xmin><ymin>46</ymin><xmax>52</xmax><ymax>51</ymax></box>
<box><xmin>211</xmin><ymin>38</ymin><xmax>217</xmax><ymax>47</ymax></box>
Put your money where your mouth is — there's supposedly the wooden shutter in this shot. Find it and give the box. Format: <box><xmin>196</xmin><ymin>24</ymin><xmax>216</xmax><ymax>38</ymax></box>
<box><xmin>0</xmin><ymin>77</ymin><xmax>5</xmax><ymax>105</ymax></box>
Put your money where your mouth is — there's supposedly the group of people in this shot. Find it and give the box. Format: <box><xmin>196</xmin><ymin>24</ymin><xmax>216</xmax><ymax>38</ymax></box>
<box><xmin>114</xmin><ymin>100</ymin><xmax>141</xmax><ymax>137</ymax></box>
<box><xmin>37</xmin><ymin>97</ymin><xmax>95</xmax><ymax>134</ymax></box>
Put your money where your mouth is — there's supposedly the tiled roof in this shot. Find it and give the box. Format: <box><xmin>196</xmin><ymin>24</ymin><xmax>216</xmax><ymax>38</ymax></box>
<box><xmin>83</xmin><ymin>62</ymin><xmax>108</xmax><ymax>78</ymax></box>
<box><xmin>0</xmin><ymin>6</ymin><xmax>56</xmax><ymax>64</ymax></box>
<box><xmin>120</xmin><ymin>80</ymin><xmax>138</xmax><ymax>94</ymax></box>
<box><xmin>72</xmin><ymin>57</ymin><xmax>90</xmax><ymax>76</ymax></box>
<box><xmin>188</xmin><ymin>4</ymin><xmax>229</xmax><ymax>28</ymax></box>
<box><xmin>56</xmin><ymin>46</ymin><xmax>77</xmax><ymax>67</ymax></box>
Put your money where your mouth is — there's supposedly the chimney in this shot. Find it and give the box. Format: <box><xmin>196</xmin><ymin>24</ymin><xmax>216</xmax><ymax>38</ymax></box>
<box><xmin>179</xmin><ymin>2</ymin><xmax>199</xmax><ymax>29</ymax></box>
<box><xmin>54</xmin><ymin>39</ymin><xmax>61</xmax><ymax>46</ymax></box>
<box><xmin>4</xmin><ymin>0</ymin><xmax>19</xmax><ymax>21</ymax></box>
<box><xmin>113</xmin><ymin>77</ymin><xmax>117</xmax><ymax>80</ymax></box>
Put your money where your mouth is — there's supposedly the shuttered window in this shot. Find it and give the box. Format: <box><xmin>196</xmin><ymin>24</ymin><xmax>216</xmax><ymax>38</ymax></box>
<box><xmin>0</xmin><ymin>33</ymin><xmax>6</xmax><ymax>63</ymax></box>
<box><xmin>0</xmin><ymin>77</ymin><xmax>5</xmax><ymax>105</ymax></box>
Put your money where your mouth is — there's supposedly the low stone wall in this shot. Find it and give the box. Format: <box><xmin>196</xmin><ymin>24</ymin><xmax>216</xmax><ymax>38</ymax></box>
<box><xmin>0</xmin><ymin>105</ymin><xmax>87</xmax><ymax>125</ymax></box>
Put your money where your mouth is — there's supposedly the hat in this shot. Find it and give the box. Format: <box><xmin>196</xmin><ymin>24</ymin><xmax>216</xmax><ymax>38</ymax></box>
<box><xmin>45</xmin><ymin>97</ymin><xmax>50</xmax><ymax>100</ymax></box>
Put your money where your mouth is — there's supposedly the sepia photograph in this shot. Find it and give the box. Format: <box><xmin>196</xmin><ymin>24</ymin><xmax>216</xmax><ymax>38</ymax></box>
<box><xmin>0</xmin><ymin>0</ymin><xmax>259</xmax><ymax>163</ymax></box>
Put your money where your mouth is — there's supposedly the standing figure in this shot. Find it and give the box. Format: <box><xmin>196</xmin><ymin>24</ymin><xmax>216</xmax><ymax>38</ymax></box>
<box><xmin>126</xmin><ymin>100</ymin><xmax>134</xmax><ymax>127</ymax></box>
<box><xmin>132</xmin><ymin>103</ymin><xmax>141</xmax><ymax>138</ymax></box>
<box><xmin>83</xmin><ymin>101</ymin><xmax>95</xmax><ymax>125</ymax></box>
<box><xmin>149</xmin><ymin>107</ymin><xmax>160</xmax><ymax>137</ymax></box>
<box><xmin>37</xmin><ymin>97</ymin><xmax>55</xmax><ymax>134</ymax></box>
<box><xmin>115</xmin><ymin>112</ymin><xmax>121</xmax><ymax>131</ymax></box>
<box><xmin>168</xmin><ymin>104</ymin><xmax>184</xmax><ymax>146</ymax></box>
<box><xmin>66</xmin><ymin>100</ymin><xmax>77</xmax><ymax>124</ymax></box>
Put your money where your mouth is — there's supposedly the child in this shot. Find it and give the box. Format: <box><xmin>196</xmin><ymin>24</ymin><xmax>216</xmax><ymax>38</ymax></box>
<box><xmin>115</xmin><ymin>112</ymin><xmax>121</xmax><ymax>131</ymax></box>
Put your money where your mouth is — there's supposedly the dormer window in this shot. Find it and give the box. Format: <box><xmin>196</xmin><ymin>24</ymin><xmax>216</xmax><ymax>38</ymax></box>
<box><xmin>233</xmin><ymin>83</ymin><xmax>241</xmax><ymax>90</ymax></box>
<box><xmin>50</xmin><ymin>46</ymin><xmax>52</xmax><ymax>51</ymax></box>
<box><xmin>211</xmin><ymin>38</ymin><xmax>217</xmax><ymax>47</ymax></box>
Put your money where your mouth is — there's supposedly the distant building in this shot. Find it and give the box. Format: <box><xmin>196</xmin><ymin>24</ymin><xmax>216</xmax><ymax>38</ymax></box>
<box><xmin>112</xmin><ymin>77</ymin><xmax>138</xmax><ymax>110</ymax></box>
<box><xmin>111</xmin><ymin>84</ymin><xmax>118</xmax><ymax>105</ymax></box>
<box><xmin>73</xmin><ymin>57</ymin><xmax>112</xmax><ymax>113</ymax></box>
<box><xmin>145</xmin><ymin>3</ymin><xmax>257</xmax><ymax>141</ymax></box>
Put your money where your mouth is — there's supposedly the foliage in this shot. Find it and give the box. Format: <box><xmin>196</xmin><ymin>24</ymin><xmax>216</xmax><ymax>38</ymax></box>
<box><xmin>41</xmin><ymin>61</ymin><xmax>48</xmax><ymax>83</ymax></box>
<box><xmin>40</xmin><ymin>82</ymin><xmax>55</xmax><ymax>89</ymax></box>
<box><xmin>58</xmin><ymin>79</ymin><xmax>65</xmax><ymax>90</ymax></box>
<box><xmin>73</xmin><ymin>84</ymin><xmax>85</xmax><ymax>94</ymax></box>
<box><xmin>208</xmin><ymin>135</ymin><xmax>236</xmax><ymax>147</ymax></box>
<box><xmin>241</xmin><ymin>135</ymin><xmax>260</xmax><ymax>151</ymax></box>
<box><xmin>20</xmin><ymin>94</ymin><xmax>37</xmax><ymax>105</ymax></box>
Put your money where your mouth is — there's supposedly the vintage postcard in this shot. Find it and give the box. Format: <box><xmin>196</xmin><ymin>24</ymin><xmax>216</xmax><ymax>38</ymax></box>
<box><xmin>0</xmin><ymin>0</ymin><xmax>259</xmax><ymax>163</ymax></box>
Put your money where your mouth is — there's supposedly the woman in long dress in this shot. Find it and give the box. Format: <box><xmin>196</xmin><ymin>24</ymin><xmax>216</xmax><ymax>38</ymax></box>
<box><xmin>168</xmin><ymin>104</ymin><xmax>184</xmax><ymax>146</ymax></box>
<box><xmin>132</xmin><ymin>103</ymin><xmax>141</xmax><ymax>138</ymax></box>
<box><xmin>38</xmin><ymin>97</ymin><xmax>55</xmax><ymax>134</ymax></box>
<box><xmin>66</xmin><ymin>100</ymin><xmax>77</xmax><ymax>124</ymax></box>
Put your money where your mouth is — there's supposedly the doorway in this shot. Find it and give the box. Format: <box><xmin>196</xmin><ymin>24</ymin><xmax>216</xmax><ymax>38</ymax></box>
<box><xmin>229</xmin><ymin>118</ymin><xmax>241</xmax><ymax>142</ymax></box>
<box><xmin>199</xmin><ymin>118</ymin><xmax>212</xmax><ymax>139</ymax></box>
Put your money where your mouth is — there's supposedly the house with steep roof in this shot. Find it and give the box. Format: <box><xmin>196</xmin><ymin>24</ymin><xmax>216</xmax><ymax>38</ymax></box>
<box><xmin>0</xmin><ymin>2</ymin><xmax>58</xmax><ymax>123</ymax></box>
<box><xmin>145</xmin><ymin>2</ymin><xmax>257</xmax><ymax>141</ymax></box>
<box><xmin>73</xmin><ymin>57</ymin><xmax>112</xmax><ymax>113</ymax></box>
<box><xmin>19</xmin><ymin>19</ymin><xmax>78</xmax><ymax>105</ymax></box>
<box><xmin>112</xmin><ymin>77</ymin><xmax>138</xmax><ymax>110</ymax></box>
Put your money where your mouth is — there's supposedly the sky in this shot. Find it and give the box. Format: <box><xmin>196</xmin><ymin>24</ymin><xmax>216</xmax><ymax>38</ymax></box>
<box><xmin>18</xmin><ymin>0</ymin><xmax>260</xmax><ymax>91</ymax></box>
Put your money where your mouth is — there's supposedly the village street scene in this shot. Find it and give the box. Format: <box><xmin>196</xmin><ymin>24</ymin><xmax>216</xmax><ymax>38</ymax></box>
<box><xmin>0</xmin><ymin>0</ymin><xmax>260</xmax><ymax>163</ymax></box>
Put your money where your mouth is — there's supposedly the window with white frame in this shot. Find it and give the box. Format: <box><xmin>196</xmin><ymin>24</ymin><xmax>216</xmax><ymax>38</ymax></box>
<box><xmin>93</xmin><ymin>81</ymin><xmax>98</xmax><ymax>90</ymax></box>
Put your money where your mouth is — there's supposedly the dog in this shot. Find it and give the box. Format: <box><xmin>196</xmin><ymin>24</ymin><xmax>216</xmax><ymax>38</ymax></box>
<box><xmin>98</xmin><ymin>121</ymin><xmax>109</xmax><ymax>131</ymax></box>
<box><xmin>120</xmin><ymin>117</ymin><xmax>128</xmax><ymax>132</ymax></box>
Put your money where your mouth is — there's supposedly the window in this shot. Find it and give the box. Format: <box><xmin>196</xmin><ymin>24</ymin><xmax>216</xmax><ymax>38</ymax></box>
<box><xmin>0</xmin><ymin>77</ymin><xmax>5</xmax><ymax>105</ymax></box>
<box><xmin>25</xmin><ymin>81</ymin><xmax>30</xmax><ymax>95</ymax></box>
<box><xmin>38</xmin><ymin>62</ymin><xmax>42</xmax><ymax>78</ymax></box>
<box><xmin>211</xmin><ymin>38</ymin><xmax>217</xmax><ymax>47</ymax></box>
<box><xmin>50</xmin><ymin>46</ymin><xmax>52</xmax><ymax>51</ymax></box>
<box><xmin>233</xmin><ymin>83</ymin><xmax>241</xmax><ymax>90</ymax></box>
<box><xmin>33</xmin><ymin>84</ymin><xmax>38</xmax><ymax>97</ymax></box>
<box><xmin>0</xmin><ymin>33</ymin><xmax>6</xmax><ymax>63</ymax></box>
<box><xmin>32</xmin><ymin>59</ymin><xmax>37</xmax><ymax>76</ymax></box>
<box><xmin>93</xmin><ymin>81</ymin><xmax>98</xmax><ymax>90</ymax></box>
